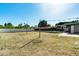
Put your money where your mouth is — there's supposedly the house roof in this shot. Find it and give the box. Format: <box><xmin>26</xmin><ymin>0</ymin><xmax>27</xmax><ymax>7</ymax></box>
<box><xmin>64</xmin><ymin>22</ymin><xmax>79</xmax><ymax>26</ymax></box>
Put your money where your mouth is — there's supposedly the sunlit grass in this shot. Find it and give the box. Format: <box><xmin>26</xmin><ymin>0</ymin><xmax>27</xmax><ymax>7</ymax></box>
<box><xmin>0</xmin><ymin>31</ymin><xmax>79</xmax><ymax>55</ymax></box>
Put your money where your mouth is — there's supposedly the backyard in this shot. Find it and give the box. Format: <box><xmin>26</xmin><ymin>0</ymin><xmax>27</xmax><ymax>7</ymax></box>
<box><xmin>0</xmin><ymin>31</ymin><xmax>79</xmax><ymax>56</ymax></box>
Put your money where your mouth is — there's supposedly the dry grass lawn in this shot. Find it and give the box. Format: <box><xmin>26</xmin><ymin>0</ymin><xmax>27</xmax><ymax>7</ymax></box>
<box><xmin>0</xmin><ymin>31</ymin><xmax>79</xmax><ymax>56</ymax></box>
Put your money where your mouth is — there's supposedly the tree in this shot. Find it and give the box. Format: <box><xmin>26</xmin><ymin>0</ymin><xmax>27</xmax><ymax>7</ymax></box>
<box><xmin>0</xmin><ymin>25</ymin><xmax>3</xmax><ymax>28</ymax></box>
<box><xmin>38</xmin><ymin>20</ymin><xmax>48</xmax><ymax>27</ymax></box>
<box><xmin>4</xmin><ymin>23</ymin><xmax>7</xmax><ymax>27</ymax></box>
<box><xmin>18</xmin><ymin>24</ymin><xmax>23</xmax><ymax>28</ymax></box>
<box><xmin>23</xmin><ymin>23</ymin><xmax>30</xmax><ymax>29</ymax></box>
<box><xmin>4</xmin><ymin>23</ymin><xmax>13</xmax><ymax>28</ymax></box>
<box><xmin>7</xmin><ymin>23</ymin><xmax>13</xmax><ymax>26</ymax></box>
<box><xmin>30</xmin><ymin>26</ymin><xmax>34</xmax><ymax>29</ymax></box>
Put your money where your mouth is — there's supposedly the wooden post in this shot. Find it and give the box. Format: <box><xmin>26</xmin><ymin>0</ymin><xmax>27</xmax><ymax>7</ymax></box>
<box><xmin>39</xmin><ymin>27</ymin><xmax>40</xmax><ymax>38</ymax></box>
<box><xmin>39</xmin><ymin>20</ymin><xmax>41</xmax><ymax>38</ymax></box>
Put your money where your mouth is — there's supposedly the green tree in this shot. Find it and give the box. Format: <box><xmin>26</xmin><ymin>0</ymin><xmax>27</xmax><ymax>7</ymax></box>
<box><xmin>8</xmin><ymin>23</ymin><xmax>12</xmax><ymax>26</ymax></box>
<box><xmin>18</xmin><ymin>24</ymin><xmax>23</xmax><ymax>28</ymax></box>
<box><xmin>4</xmin><ymin>23</ymin><xmax>13</xmax><ymax>28</ymax></box>
<box><xmin>23</xmin><ymin>23</ymin><xmax>30</xmax><ymax>29</ymax></box>
<box><xmin>0</xmin><ymin>25</ymin><xmax>3</xmax><ymax>28</ymax></box>
<box><xmin>4</xmin><ymin>23</ymin><xmax>7</xmax><ymax>27</ymax></box>
<box><xmin>38</xmin><ymin>20</ymin><xmax>48</xmax><ymax>27</ymax></box>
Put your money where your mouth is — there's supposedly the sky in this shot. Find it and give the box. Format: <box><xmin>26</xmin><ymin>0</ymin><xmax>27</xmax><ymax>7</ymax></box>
<box><xmin>0</xmin><ymin>3</ymin><xmax>79</xmax><ymax>26</ymax></box>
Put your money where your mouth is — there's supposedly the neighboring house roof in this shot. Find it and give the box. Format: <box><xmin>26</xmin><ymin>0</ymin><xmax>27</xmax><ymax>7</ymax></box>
<box><xmin>34</xmin><ymin>27</ymin><xmax>52</xmax><ymax>29</ymax></box>
<box><xmin>39</xmin><ymin>27</ymin><xmax>51</xmax><ymax>29</ymax></box>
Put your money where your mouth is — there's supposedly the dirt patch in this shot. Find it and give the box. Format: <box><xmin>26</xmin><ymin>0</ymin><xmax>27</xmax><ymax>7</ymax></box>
<box><xmin>58</xmin><ymin>33</ymin><xmax>79</xmax><ymax>37</ymax></box>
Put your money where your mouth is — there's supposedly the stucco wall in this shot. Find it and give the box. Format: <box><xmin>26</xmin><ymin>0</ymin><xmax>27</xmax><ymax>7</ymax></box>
<box><xmin>74</xmin><ymin>25</ymin><xmax>79</xmax><ymax>33</ymax></box>
<box><xmin>71</xmin><ymin>25</ymin><xmax>74</xmax><ymax>33</ymax></box>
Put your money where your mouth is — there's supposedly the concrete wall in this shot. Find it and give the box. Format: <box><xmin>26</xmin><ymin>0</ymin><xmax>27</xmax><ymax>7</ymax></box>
<box><xmin>74</xmin><ymin>25</ymin><xmax>79</xmax><ymax>33</ymax></box>
<box><xmin>71</xmin><ymin>25</ymin><xmax>74</xmax><ymax>33</ymax></box>
<box><xmin>64</xmin><ymin>25</ymin><xmax>79</xmax><ymax>33</ymax></box>
<box><xmin>0</xmin><ymin>29</ymin><xmax>34</xmax><ymax>33</ymax></box>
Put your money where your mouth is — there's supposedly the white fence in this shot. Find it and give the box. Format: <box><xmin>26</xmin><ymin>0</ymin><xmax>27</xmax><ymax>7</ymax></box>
<box><xmin>0</xmin><ymin>29</ymin><xmax>34</xmax><ymax>32</ymax></box>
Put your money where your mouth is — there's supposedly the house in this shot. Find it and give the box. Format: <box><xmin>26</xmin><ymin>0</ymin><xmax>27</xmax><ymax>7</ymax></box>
<box><xmin>64</xmin><ymin>22</ymin><xmax>79</xmax><ymax>34</ymax></box>
<box><xmin>34</xmin><ymin>27</ymin><xmax>52</xmax><ymax>31</ymax></box>
<box><xmin>55</xmin><ymin>25</ymin><xmax>64</xmax><ymax>31</ymax></box>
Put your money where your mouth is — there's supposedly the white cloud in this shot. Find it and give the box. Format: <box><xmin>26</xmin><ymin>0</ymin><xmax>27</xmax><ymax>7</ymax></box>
<box><xmin>41</xmin><ymin>3</ymin><xmax>73</xmax><ymax>17</ymax></box>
